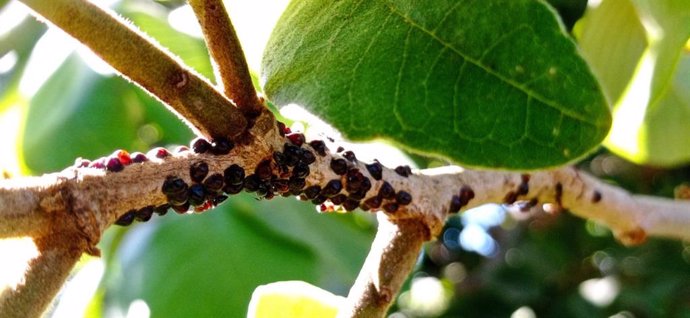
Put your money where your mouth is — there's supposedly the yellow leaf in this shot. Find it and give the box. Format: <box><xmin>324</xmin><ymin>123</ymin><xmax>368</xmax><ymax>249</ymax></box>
<box><xmin>247</xmin><ymin>281</ymin><xmax>344</xmax><ymax>318</ymax></box>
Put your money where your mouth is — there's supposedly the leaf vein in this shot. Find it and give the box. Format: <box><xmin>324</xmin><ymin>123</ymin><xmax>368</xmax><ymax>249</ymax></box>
<box><xmin>382</xmin><ymin>1</ymin><xmax>597</xmax><ymax>126</ymax></box>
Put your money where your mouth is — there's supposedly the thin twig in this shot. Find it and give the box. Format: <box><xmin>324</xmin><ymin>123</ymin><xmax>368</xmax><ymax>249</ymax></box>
<box><xmin>20</xmin><ymin>0</ymin><xmax>248</xmax><ymax>140</ymax></box>
<box><xmin>188</xmin><ymin>0</ymin><xmax>263</xmax><ymax>117</ymax></box>
<box><xmin>339</xmin><ymin>214</ymin><xmax>428</xmax><ymax>317</ymax></box>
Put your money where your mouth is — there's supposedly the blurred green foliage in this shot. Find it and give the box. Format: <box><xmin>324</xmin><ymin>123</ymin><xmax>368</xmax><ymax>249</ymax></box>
<box><xmin>576</xmin><ymin>0</ymin><xmax>690</xmax><ymax>166</ymax></box>
<box><xmin>1</xmin><ymin>0</ymin><xmax>690</xmax><ymax>317</ymax></box>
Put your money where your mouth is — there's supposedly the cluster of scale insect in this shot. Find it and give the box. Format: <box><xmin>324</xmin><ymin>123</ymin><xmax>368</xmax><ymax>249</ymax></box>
<box><xmin>107</xmin><ymin>122</ymin><xmax>420</xmax><ymax>226</ymax></box>
<box><xmin>73</xmin><ymin>137</ymin><xmax>233</xmax><ymax>226</ymax></box>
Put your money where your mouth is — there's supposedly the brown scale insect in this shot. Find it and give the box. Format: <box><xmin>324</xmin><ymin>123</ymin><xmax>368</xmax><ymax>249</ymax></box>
<box><xmin>345</xmin><ymin>169</ymin><xmax>365</xmax><ymax>193</ymax></box>
<box><xmin>330</xmin><ymin>194</ymin><xmax>347</xmax><ymax>205</ymax></box>
<box><xmin>277</xmin><ymin>121</ymin><xmax>288</xmax><ymax>137</ymax></box>
<box><xmin>309</xmin><ymin>140</ymin><xmax>327</xmax><ymax>156</ymax></box>
<box><xmin>190</xmin><ymin>161</ymin><xmax>209</xmax><ymax>183</ymax></box>
<box><xmin>292</xmin><ymin>162</ymin><xmax>310</xmax><ymax>179</ymax></box>
<box><xmin>115</xmin><ymin>210</ymin><xmax>137</xmax><ymax>226</ymax></box>
<box><xmin>106</xmin><ymin>157</ymin><xmax>124</xmax><ymax>172</ymax></box>
<box><xmin>394</xmin><ymin>165</ymin><xmax>411</xmax><ymax>177</ymax></box>
<box><xmin>203</xmin><ymin>173</ymin><xmax>224</xmax><ymax>194</ymax></box>
<box><xmin>191</xmin><ymin>138</ymin><xmax>211</xmax><ymax>154</ymax></box>
<box><xmin>555</xmin><ymin>182</ymin><xmax>563</xmax><ymax>207</ymax></box>
<box><xmin>365</xmin><ymin>161</ymin><xmax>383</xmax><ymax>181</ymax></box>
<box><xmin>135</xmin><ymin>206</ymin><xmax>154</xmax><ymax>222</ymax></box>
<box><xmin>448</xmin><ymin>195</ymin><xmax>462</xmax><ymax>213</ymax></box>
<box><xmin>272</xmin><ymin>179</ymin><xmax>290</xmax><ymax>193</ymax></box>
<box><xmin>224</xmin><ymin>164</ymin><xmax>245</xmax><ymax>185</ymax></box>
<box><xmin>255</xmin><ymin>159</ymin><xmax>274</xmax><ymax>181</ymax></box>
<box><xmin>458</xmin><ymin>186</ymin><xmax>475</xmax><ymax>207</ymax></box>
<box><xmin>342</xmin><ymin>198</ymin><xmax>360</xmax><ymax>211</ymax></box>
<box><xmin>517</xmin><ymin>174</ymin><xmax>530</xmax><ymax>196</ymax></box>
<box><xmin>154</xmin><ymin>204</ymin><xmax>170</xmax><ymax>216</ymax></box>
<box><xmin>363</xmin><ymin>196</ymin><xmax>382</xmax><ymax>209</ymax></box>
<box><xmin>172</xmin><ymin>202</ymin><xmax>190</xmax><ymax>214</ymax></box>
<box><xmin>504</xmin><ymin>191</ymin><xmax>518</xmax><ymax>204</ymax></box>
<box><xmin>321</xmin><ymin>180</ymin><xmax>343</xmax><ymax>197</ymax></box>
<box><xmin>311</xmin><ymin>195</ymin><xmax>328</xmax><ymax>205</ymax></box>
<box><xmin>342</xmin><ymin>151</ymin><xmax>357</xmax><ymax>162</ymax></box>
<box><xmin>210</xmin><ymin>137</ymin><xmax>234</xmax><ymax>155</ymax></box>
<box><xmin>303</xmin><ymin>185</ymin><xmax>322</xmax><ymax>200</ymax></box>
<box><xmin>383</xmin><ymin>202</ymin><xmax>399</xmax><ymax>213</ymax></box>
<box><xmin>378</xmin><ymin>181</ymin><xmax>396</xmax><ymax>200</ymax></box>
<box><xmin>330</xmin><ymin>158</ymin><xmax>348</xmax><ymax>175</ymax></box>
<box><xmin>592</xmin><ymin>190</ymin><xmax>602</xmax><ymax>203</ymax></box>
<box><xmin>131</xmin><ymin>152</ymin><xmax>148</xmax><ymax>163</ymax></box>
<box><xmin>396</xmin><ymin>191</ymin><xmax>412</xmax><ymax>205</ymax></box>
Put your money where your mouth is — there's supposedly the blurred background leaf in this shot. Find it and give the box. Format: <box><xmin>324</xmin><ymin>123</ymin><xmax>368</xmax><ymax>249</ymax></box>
<box><xmin>576</xmin><ymin>0</ymin><xmax>690</xmax><ymax>166</ymax></box>
<box><xmin>99</xmin><ymin>194</ymin><xmax>374</xmax><ymax>317</ymax></box>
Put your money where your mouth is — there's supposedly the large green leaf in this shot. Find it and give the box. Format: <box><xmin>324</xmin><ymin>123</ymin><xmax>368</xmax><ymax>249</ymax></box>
<box><xmin>577</xmin><ymin>0</ymin><xmax>690</xmax><ymax>166</ymax></box>
<box><xmin>262</xmin><ymin>0</ymin><xmax>611</xmax><ymax>170</ymax></box>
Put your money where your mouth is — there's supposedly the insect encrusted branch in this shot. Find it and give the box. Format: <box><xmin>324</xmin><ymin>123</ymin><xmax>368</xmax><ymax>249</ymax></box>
<box><xmin>5</xmin><ymin>1</ymin><xmax>690</xmax><ymax>318</ymax></box>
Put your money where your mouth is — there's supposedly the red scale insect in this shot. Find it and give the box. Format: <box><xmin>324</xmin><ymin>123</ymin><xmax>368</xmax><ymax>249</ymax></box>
<box><xmin>115</xmin><ymin>150</ymin><xmax>132</xmax><ymax>165</ymax></box>
<box><xmin>194</xmin><ymin>200</ymin><xmax>213</xmax><ymax>213</ymax></box>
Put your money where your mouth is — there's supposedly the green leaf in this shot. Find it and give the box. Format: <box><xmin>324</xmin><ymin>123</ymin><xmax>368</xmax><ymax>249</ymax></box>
<box><xmin>248</xmin><ymin>197</ymin><xmax>375</xmax><ymax>292</ymax></box>
<box><xmin>576</xmin><ymin>0</ymin><xmax>690</xmax><ymax>166</ymax></box>
<box><xmin>101</xmin><ymin>196</ymin><xmax>373</xmax><ymax>317</ymax></box>
<box><xmin>262</xmin><ymin>0</ymin><xmax>611</xmax><ymax>170</ymax></box>
<box><xmin>0</xmin><ymin>18</ymin><xmax>45</xmax><ymax>113</ymax></box>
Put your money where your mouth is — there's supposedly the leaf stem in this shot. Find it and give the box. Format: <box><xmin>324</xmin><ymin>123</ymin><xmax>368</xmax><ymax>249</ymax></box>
<box><xmin>19</xmin><ymin>0</ymin><xmax>248</xmax><ymax>140</ymax></box>
<box><xmin>188</xmin><ymin>0</ymin><xmax>263</xmax><ymax>117</ymax></box>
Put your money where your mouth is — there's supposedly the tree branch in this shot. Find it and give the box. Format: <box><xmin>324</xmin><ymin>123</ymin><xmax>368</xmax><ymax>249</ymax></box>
<box><xmin>3</xmin><ymin>116</ymin><xmax>690</xmax><ymax>316</ymax></box>
<box><xmin>188</xmin><ymin>0</ymin><xmax>263</xmax><ymax>116</ymax></box>
<box><xmin>339</xmin><ymin>214</ymin><xmax>428</xmax><ymax>317</ymax></box>
<box><xmin>0</xmin><ymin>111</ymin><xmax>280</xmax><ymax>242</ymax></box>
<box><xmin>7</xmin><ymin>1</ymin><xmax>690</xmax><ymax>317</ymax></box>
<box><xmin>3</xmin><ymin>139</ymin><xmax>690</xmax><ymax>248</ymax></box>
<box><xmin>0</xmin><ymin>230</ymin><xmax>87</xmax><ymax>318</ymax></box>
<box><xmin>20</xmin><ymin>0</ymin><xmax>248</xmax><ymax>140</ymax></box>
